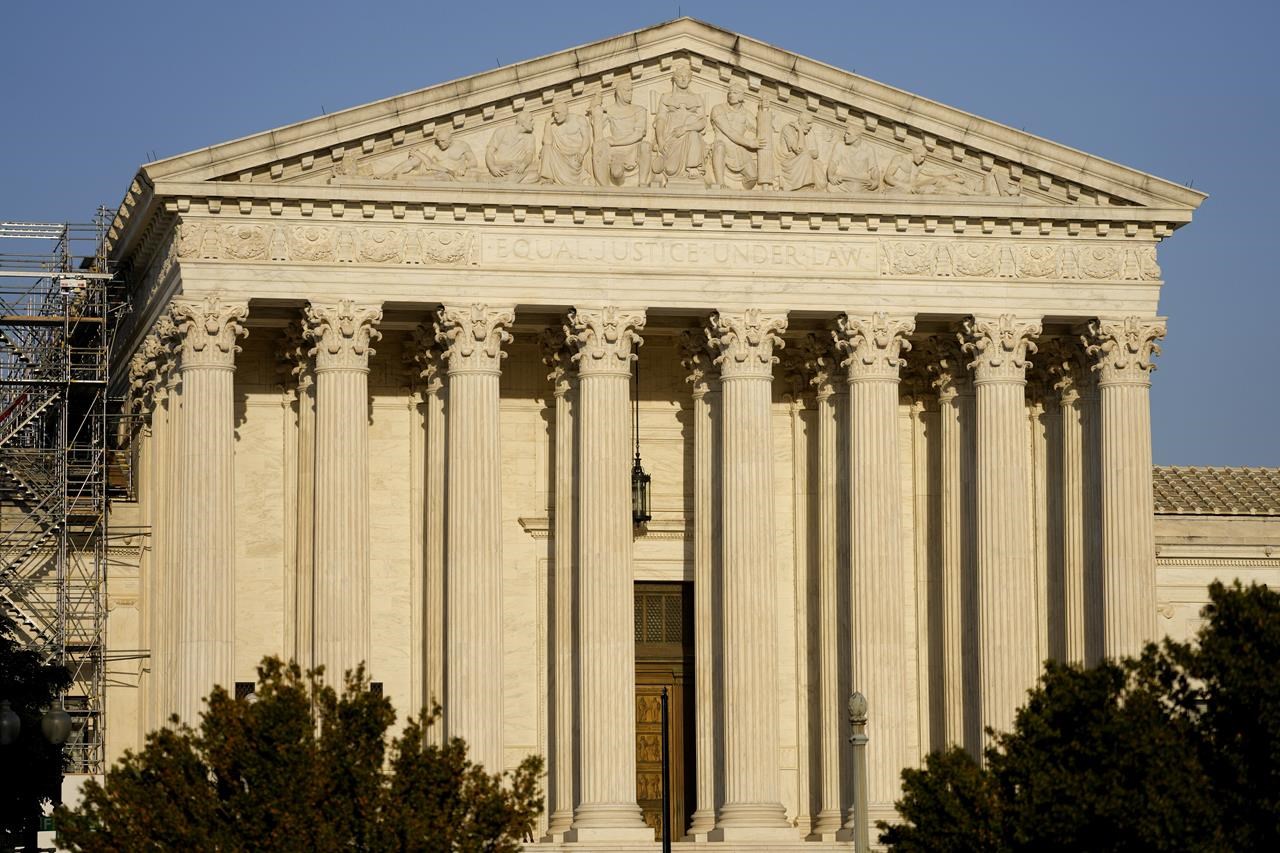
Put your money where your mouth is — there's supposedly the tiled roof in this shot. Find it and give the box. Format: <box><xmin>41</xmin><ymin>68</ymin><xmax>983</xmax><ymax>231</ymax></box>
<box><xmin>1153</xmin><ymin>467</ymin><xmax>1280</xmax><ymax>516</ymax></box>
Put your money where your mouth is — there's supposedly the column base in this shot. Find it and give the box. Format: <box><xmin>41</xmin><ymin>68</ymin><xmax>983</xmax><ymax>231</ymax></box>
<box><xmin>686</xmin><ymin>808</ymin><xmax>717</xmax><ymax>841</ymax></box>
<box><xmin>708</xmin><ymin>825</ymin><xmax>800</xmax><ymax>843</ymax></box>
<box><xmin>566</xmin><ymin>803</ymin><xmax>653</xmax><ymax>843</ymax></box>
<box><xmin>807</xmin><ymin>810</ymin><xmax>843</xmax><ymax>841</ymax></box>
<box><xmin>542</xmin><ymin>809</ymin><xmax>573</xmax><ymax>842</ymax></box>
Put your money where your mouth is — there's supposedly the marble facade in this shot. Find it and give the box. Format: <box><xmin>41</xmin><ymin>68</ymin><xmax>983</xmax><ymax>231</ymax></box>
<box><xmin>96</xmin><ymin>18</ymin><xmax>1252</xmax><ymax>849</ymax></box>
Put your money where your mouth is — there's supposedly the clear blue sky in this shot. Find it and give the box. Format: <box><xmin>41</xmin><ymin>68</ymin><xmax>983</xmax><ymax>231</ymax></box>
<box><xmin>2</xmin><ymin>0</ymin><xmax>1275</xmax><ymax>466</ymax></box>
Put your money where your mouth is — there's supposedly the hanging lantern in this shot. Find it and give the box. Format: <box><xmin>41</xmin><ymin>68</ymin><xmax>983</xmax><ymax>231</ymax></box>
<box><xmin>632</xmin><ymin>346</ymin><xmax>652</xmax><ymax>526</ymax></box>
<box><xmin>632</xmin><ymin>452</ymin><xmax>652</xmax><ymax>526</ymax></box>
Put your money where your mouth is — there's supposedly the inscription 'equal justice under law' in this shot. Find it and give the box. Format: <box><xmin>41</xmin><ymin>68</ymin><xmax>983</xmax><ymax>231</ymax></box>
<box><xmin>485</xmin><ymin>234</ymin><xmax>878</xmax><ymax>272</ymax></box>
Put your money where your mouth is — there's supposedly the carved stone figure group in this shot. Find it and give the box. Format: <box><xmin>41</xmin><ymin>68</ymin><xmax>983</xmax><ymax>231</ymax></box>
<box><xmin>344</xmin><ymin>58</ymin><xmax>1015</xmax><ymax>196</ymax></box>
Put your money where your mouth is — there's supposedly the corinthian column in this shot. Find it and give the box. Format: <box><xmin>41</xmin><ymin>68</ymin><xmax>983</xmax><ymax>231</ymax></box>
<box><xmin>407</xmin><ymin>326</ymin><xmax>446</xmax><ymax>740</ymax></box>
<box><xmin>1043</xmin><ymin>341</ymin><xmax>1090</xmax><ymax>664</ymax></box>
<box><xmin>706</xmin><ymin>309</ymin><xmax>793</xmax><ymax>842</ymax></box>
<box><xmin>170</xmin><ymin>296</ymin><xmax>247</xmax><ymax>724</ymax></box>
<box><xmin>834</xmin><ymin>312</ymin><xmax>915</xmax><ymax>828</ymax></box>
<box><xmin>680</xmin><ymin>331</ymin><xmax>718</xmax><ymax>840</ymax></box>
<box><xmin>540</xmin><ymin>327</ymin><xmax>576</xmax><ymax>839</ymax></box>
<box><xmin>304</xmin><ymin>300</ymin><xmax>382</xmax><ymax>679</ymax></box>
<box><xmin>565</xmin><ymin>306</ymin><xmax>652</xmax><ymax>842</ymax></box>
<box><xmin>435</xmin><ymin>304</ymin><xmax>513</xmax><ymax>774</ymax></box>
<box><xmin>961</xmin><ymin>314</ymin><xmax>1042</xmax><ymax>738</ymax></box>
<box><xmin>1085</xmin><ymin>317</ymin><xmax>1165</xmax><ymax>657</ymax></box>
<box><xmin>925</xmin><ymin>337</ymin><xmax>977</xmax><ymax>752</ymax></box>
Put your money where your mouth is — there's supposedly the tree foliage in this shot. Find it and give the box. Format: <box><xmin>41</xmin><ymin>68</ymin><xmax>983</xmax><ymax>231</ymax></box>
<box><xmin>882</xmin><ymin>581</ymin><xmax>1280</xmax><ymax>852</ymax></box>
<box><xmin>56</xmin><ymin>658</ymin><xmax>543</xmax><ymax>852</ymax></box>
<box><xmin>0</xmin><ymin>612</ymin><xmax>72</xmax><ymax>852</ymax></box>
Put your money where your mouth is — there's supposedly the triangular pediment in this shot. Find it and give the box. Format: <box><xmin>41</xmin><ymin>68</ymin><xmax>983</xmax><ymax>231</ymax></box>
<box><xmin>134</xmin><ymin>19</ymin><xmax>1203</xmax><ymax>214</ymax></box>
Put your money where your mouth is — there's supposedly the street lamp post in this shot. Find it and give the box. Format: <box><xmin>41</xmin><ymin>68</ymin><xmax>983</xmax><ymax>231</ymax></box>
<box><xmin>848</xmin><ymin>691</ymin><xmax>870</xmax><ymax>853</ymax></box>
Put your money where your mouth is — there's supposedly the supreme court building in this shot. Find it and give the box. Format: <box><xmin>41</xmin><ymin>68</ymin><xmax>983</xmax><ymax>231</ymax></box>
<box><xmin>100</xmin><ymin>18</ymin><xmax>1258</xmax><ymax>848</ymax></box>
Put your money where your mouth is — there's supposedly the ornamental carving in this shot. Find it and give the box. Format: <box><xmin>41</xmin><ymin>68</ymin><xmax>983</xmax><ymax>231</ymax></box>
<box><xmin>539</xmin><ymin>327</ymin><xmax>573</xmax><ymax>397</ymax></box>
<box><xmin>169</xmin><ymin>296</ymin><xmax>249</xmax><ymax>369</ymax></box>
<box><xmin>303</xmin><ymin>300</ymin><xmax>383</xmax><ymax>372</ymax></box>
<box><xmin>705</xmin><ymin>309</ymin><xmax>787</xmax><ymax>380</ymax></box>
<box><xmin>175</xmin><ymin>223</ymin><xmax>477</xmax><ymax>267</ymax></box>
<box><xmin>834</xmin><ymin>313</ymin><xmax>915</xmax><ymax>382</ymax></box>
<box><xmin>565</xmin><ymin>306</ymin><xmax>646</xmax><ymax>376</ymax></box>
<box><xmin>435</xmin><ymin>304</ymin><xmax>515</xmax><ymax>375</ymax></box>
<box><xmin>678</xmin><ymin>329</ymin><xmax>714</xmax><ymax>399</ymax></box>
<box><xmin>960</xmin><ymin>315</ymin><xmax>1042</xmax><ymax>383</ymax></box>
<box><xmin>1084</xmin><ymin>317</ymin><xmax>1166</xmax><ymax>385</ymax></box>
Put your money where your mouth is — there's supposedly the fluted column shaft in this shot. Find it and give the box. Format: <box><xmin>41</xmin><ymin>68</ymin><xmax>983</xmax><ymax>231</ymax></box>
<box><xmin>1081</xmin><ymin>387</ymin><xmax>1104</xmax><ymax>664</ymax></box>
<box><xmin>963</xmin><ymin>315</ymin><xmax>1042</xmax><ymax>738</ymax></box>
<box><xmin>540</xmin><ymin>330</ymin><xmax>576</xmax><ymax>838</ymax></box>
<box><xmin>1087</xmin><ymin>318</ymin><xmax>1165</xmax><ymax>657</ymax></box>
<box><xmin>305</xmin><ymin>301</ymin><xmax>381</xmax><ymax>681</ymax></box>
<box><xmin>161</xmin><ymin>369</ymin><xmax>181</xmax><ymax>722</ymax></box>
<box><xmin>566</xmin><ymin>307</ymin><xmax>651</xmax><ymax>842</ymax></box>
<box><xmin>680</xmin><ymin>333</ymin><xmax>718</xmax><ymax>838</ymax></box>
<box><xmin>170</xmin><ymin>297</ymin><xmax>247</xmax><ymax>724</ymax></box>
<box><xmin>836</xmin><ymin>313</ymin><xmax>915</xmax><ymax>827</ymax></box>
<box><xmin>707</xmin><ymin>309</ymin><xmax>792</xmax><ymax>841</ymax></box>
<box><xmin>279</xmin><ymin>323</ymin><xmax>316</xmax><ymax>671</ymax></box>
<box><xmin>436</xmin><ymin>304</ymin><xmax>512</xmax><ymax>774</ymax></box>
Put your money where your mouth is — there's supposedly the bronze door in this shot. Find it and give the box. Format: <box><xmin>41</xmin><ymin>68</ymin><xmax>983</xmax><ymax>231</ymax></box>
<box><xmin>634</xmin><ymin>582</ymin><xmax>695</xmax><ymax>840</ymax></box>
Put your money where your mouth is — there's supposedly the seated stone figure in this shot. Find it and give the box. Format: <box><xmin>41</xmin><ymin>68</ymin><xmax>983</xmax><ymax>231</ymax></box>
<box><xmin>709</xmin><ymin>81</ymin><xmax>759</xmax><ymax>190</ymax></box>
<box><xmin>538</xmin><ymin>98</ymin><xmax>593</xmax><ymax>185</ymax></box>
<box><xmin>827</xmin><ymin>128</ymin><xmax>881</xmax><ymax>193</ymax></box>
<box><xmin>779</xmin><ymin>113</ymin><xmax>826</xmax><ymax>191</ymax></box>
<box><xmin>485</xmin><ymin>110</ymin><xmax>537</xmax><ymax>183</ymax></box>
<box><xmin>589</xmin><ymin>77</ymin><xmax>651</xmax><ymax>186</ymax></box>
<box><xmin>652</xmin><ymin>58</ymin><xmax>707</xmax><ymax>185</ymax></box>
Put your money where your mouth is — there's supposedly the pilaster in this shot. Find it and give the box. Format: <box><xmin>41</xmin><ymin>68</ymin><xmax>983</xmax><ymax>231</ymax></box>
<box><xmin>565</xmin><ymin>306</ymin><xmax>652</xmax><ymax>842</ymax></box>
<box><xmin>304</xmin><ymin>300</ymin><xmax>382</xmax><ymax>679</ymax></box>
<box><xmin>834</xmin><ymin>312</ymin><xmax>915</xmax><ymax>829</ymax></box>
<box><xmin>1085</xmin><ymin>317</ymin><xmax>1166</xmax><ymax>658</ymax></box>
<box><xmin>705</xmin><ymin>309</ymin><xmax>794</xmax><ymax>842</ymax></box>
<box><xmin>169</xmin><ymin>296</ymin><xmax>247</xmax><ymax>725</ymax></box>
<box><xmin>435</xmin><ymin>303</ymin><xmax>513</xmax><ymax>774</ymax></box>
<box><xmin>961</xmin><ymin>314</ymin><xmax>1041</xmax><ymax>740</ymax></box>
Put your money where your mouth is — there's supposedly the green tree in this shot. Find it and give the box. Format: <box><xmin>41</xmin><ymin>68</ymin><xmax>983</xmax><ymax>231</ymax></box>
<box><xmin>0</xmin><ymin>613</ymin><xmax>72</xmax><ymax>853</ymax></box>
<box><xmin>56</xmin><ymin>657</ymin><xmax>543</xmax><ymax>852</ymax></box>
<box><xmin>882</xmin><ymin>581</ymin><xmax>1279</xmax><ymax>852</ymax></box>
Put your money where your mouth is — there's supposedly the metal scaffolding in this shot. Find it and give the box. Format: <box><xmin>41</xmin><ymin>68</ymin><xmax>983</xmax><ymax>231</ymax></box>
<box><xmin>0</xmin><ymin>212</ymin><xmax>119</xmax><ymax>773</ymax></box>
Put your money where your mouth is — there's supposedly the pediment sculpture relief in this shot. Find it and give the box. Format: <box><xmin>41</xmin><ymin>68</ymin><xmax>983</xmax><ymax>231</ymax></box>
<box><xmin>326</xmin><ymin>58</ymin><xmax>1031</xmax><ymax>199</ymax></box>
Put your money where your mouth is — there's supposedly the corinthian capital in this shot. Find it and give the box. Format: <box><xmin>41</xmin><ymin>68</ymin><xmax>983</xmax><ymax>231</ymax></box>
<box><xmin>706</xmin><ymin>309</ymin><xmax>788</xmax><ymax>380</ymax></box>
<box><xmin>304</xmin><ymin>300</ymin><xmax>383</xmax><ymax>372</ymax></box>
<box><xmin>1084</xmin><ymin>317</ymin><xmax>1166</xmax><ymax>386</ymax></box>
<box><xmin>566</xmin><ymin>306</ymin><xmax>645</xmax><ymax>377</ymax></box>
<box><xmin>960</xmin><ymin>314</ymin><xmax>1042</xmax><ymax>383</ymax></box>
<box><xmin>834</xmin><ymin>313</ymin><xmax>915</xmax><ymax>382</ymax></box>
<box><xmin>435</xmin><ymin>303</ymin><xmax>514</xmax><ymax>375</ymax></box>
<box><xmin>539</xmin><ymin>326</ymin><xmax>573</xmax><ymax>397</ymax></box>
<box><xmin>914</xmin><ymin>334</ymin><xmax>970</xmax><ymax>403</ymax></box>
<box><xmin>170</xmin><ymin>296</ymin><xmax>249</xmax><ymax>369</ymax></box>
<box><xmin>679</xmin><ymin>330</ymin><xmax>714</xmax><ymax>399</ymax></box>
<box><xmin>1038</xmin><ymin>337</ymin><xmax>1091</xmax><ymax>403</ymax></box>
<box><xmin>405</xmin><ymin>323</ymin><xmax>445</xmax><ymax>397</ymax></box>
<box><xmin>276</xmin><ymin>319</ymin><xmax>313</xmax><ymax>393</ymax></box>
